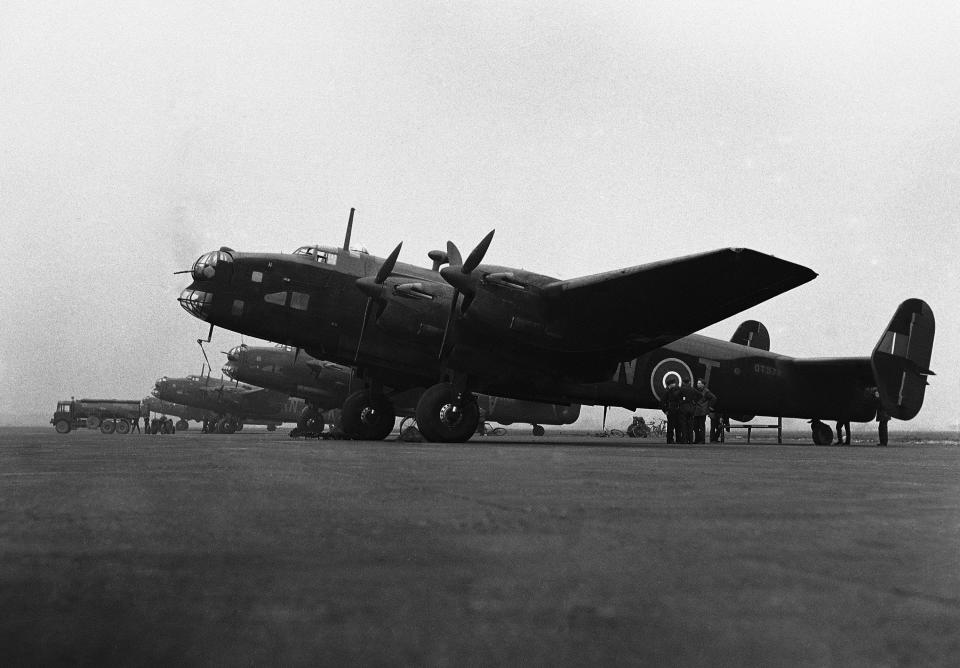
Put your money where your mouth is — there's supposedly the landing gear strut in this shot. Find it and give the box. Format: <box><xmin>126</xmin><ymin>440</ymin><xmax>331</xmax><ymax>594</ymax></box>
<box><xmin>415</xmin><ymin>382</ymin><xmax>480</xmax><ymax>443</ymax></box>
<box><xmin>342</xmin><ymin>389</ymin><xmax>396</xmax><ymax>440</ymax></box>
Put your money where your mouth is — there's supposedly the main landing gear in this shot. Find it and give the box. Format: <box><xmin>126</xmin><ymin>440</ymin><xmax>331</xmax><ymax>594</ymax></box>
<box><xmin>341</xmin><ymin>389</ymin><xmax>396</xmax><ymax>441</ymax></box>
<box><xmin>415</xmin><ymin>382</ymin><xmax>480</xmax><ymax>443</ymax></box>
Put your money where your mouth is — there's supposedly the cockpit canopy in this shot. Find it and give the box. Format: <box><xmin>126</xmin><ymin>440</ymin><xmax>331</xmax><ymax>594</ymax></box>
<box><xmin>292</xmin><ymin>243</ymin><xmax>368</xmax><ymax>266</ymax></box>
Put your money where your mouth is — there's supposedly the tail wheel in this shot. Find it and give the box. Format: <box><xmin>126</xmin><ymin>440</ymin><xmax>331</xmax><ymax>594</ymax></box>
<box><xmin>810</xmin><ymin>420</ymin><xmax>833</xmax><ymax>445</ymax></box>
<box><xmin>342</xmin><ymin>390</ymin><xmax>396</xmax><ymax>440</ymax></box>
<box><xmin>55</xmin><ymin>419</ymin><xmax>71</xmax><ymax>434</ymax></box>
<box><xmin>100</xmin><ymin>420</ymin><xmax>116</xmax><ymax>434</ymax></box>
<box><xmin>532</xmin><ymin>424</ymin><xmax>545</xmax><ymax>437</ymax></box>
<box><xmin>115</xmin><ymin>419</ymin><xmax>131</xmax><ymax>435</ymax></box>
<box><xmin>415</xmin><ymin>383</ymin><xmax>479</xmax><ymax>443</ymax></box>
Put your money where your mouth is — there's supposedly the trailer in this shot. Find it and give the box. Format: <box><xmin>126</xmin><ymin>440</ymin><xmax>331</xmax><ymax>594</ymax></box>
<box><xmin>51</xmin><ymin>398</ymin><xmax>144</xmax><ymax>434</ymax></box>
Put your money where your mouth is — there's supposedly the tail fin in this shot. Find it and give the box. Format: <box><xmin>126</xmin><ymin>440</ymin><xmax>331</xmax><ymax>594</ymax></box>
<box><xmin>731</xmin><ymin>320</ymin><xmax>770</xmax><ymax>350</ymax></box>
<box><xmin>725</xmin><ymin>321</ymin><xmax>770</xmax><ymax>422</ymax></box>
<box><xmin>871</xmin><ymin>299</ymin><xmax>935</xmax><ymax>420</ymax></box>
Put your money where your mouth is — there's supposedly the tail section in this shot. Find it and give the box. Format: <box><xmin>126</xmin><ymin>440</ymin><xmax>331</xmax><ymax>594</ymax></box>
<box><xmin>731</xmin><ymin>320</ymin><xmax>770</xmax><ymax>350</ymax></box>
<box><xmin>726</xmin><ymin>320</ymin><xmax>769</xmax><ymax>422</ymax></box>
<box><xmin>871</xmin><ymin>299</ymin><xmax>935</xmax><ymax>420</ymax></box>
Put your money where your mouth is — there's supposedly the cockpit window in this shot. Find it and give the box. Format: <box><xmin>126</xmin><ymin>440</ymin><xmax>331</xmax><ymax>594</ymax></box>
<box><xmin>293</xmin><ymin>245</ymin><xmax>339</xmax><ymax>265</ymax></box>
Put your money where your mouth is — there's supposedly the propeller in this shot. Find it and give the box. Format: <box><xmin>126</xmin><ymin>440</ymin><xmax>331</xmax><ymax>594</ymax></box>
<box><xmin>438</xmin><ymin>230</ymin><xmax>495</xmax><ymax>359</ymax></box>
<box><xmin>353</xmin><ymin>242</ymin><xmax>403</xmax><ymax>362</ymax></box>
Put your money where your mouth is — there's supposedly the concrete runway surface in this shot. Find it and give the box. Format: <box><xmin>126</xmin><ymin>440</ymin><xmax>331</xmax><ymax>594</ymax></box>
<box><xmin>1</xmin><ymin>427</ymin><xmax>958</xmax><ymax>666</ymax></box>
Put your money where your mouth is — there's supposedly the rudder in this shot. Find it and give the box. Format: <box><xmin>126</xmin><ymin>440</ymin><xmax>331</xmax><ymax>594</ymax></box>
<box><xmin>871</xmin><ymin>299</ymin><xmax>935</xmax><ymax>420</ymax></box>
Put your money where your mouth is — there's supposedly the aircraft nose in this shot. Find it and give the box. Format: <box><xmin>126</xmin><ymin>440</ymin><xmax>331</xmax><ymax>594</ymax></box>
<box><xmin>179</xmin><ymin>288</ymin><xmax>213</xmax><ymax>320</ymax></box>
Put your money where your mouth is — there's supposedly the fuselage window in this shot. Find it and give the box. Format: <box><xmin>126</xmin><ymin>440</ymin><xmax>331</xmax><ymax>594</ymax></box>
<box><xmin>264</xmin><ymin>292</ymin><xmax>287</xmax><ymax>306</ymax></box>
<box><xmin>251</xmin><ymin>271</ymin><xmax>263</xmax><ymax>283</ymax></box>
<box><xmin>232</xmin><ymin>300</ymin><xmax>244</xmax><ymax>317</ymax></box>
<box><xmin>290</xmin><ymin>292</ymin><xmax>310</xmax><ymax>310</ymax></box>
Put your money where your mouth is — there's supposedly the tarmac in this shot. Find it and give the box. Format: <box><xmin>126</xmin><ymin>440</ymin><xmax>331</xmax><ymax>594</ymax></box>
<box><xmin>1</xmin><ymin>426</ymin><xmax>958</xmax><ymax>667</ymax></box>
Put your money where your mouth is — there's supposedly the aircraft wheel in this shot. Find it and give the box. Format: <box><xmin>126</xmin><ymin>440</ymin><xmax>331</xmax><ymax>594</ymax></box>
<box><xmin>298</xmin><ymin>405</ymin><xmax>325</xmax><ymax>435</ymax></box>
<box><xmin>810</xmin><ymin>420</ymin><xmax>833</xmax><ymax>445</ymax></box>
<box><xmin>87</xmin><ymin>415</ymin><xmax>101</xmax><ymax>429</ymax></box>
<box><xmin>532</xmin><ymin>424</ymin><xmax>545</xmax><ymax>437</ymax></box>
<box><xmin>115</xmin><ymin>419</ymin><xmax>131</xmax><ymax>435</ymax></box>
<box><xmin>100</xmin><ymin>420</ymin><xmax>116</xmax><ymax>435</ymax></box>
<box><xmin>217</xmin><ymin>418</ymin><xmax>236</xmax><ymax>434</ymax></box>
<box><xmin>176</xmin><ymin>420</ymin><xmax>189</xmax><ymax>431</ymax></box>
<box><xmin>415</xmin><ymin>383</ymin><xmax>479</xmax><ymax>443</ymax></box>
<box><xmin>55</xmin><ymin>419</ymin><xmax>71</xmax><ymax>434</ymax></box>
<box><xmin>342</xmin><ymin>390</ymin><xmax>396</xmax><ymax>440</ymax></box>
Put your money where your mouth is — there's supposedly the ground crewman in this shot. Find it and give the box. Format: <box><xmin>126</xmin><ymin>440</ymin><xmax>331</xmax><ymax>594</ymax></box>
<box><xmin>678</xmin><ymin>377</ymin><xmax>697</xmax><ymax>444</ymax></box>
<box><xmin>693</xmin><ymin>379</ymin><xmax>717</xmax><ymax>444</ymax></box>
<box><xmin>660</xmin><ymin>378</ymin><xmax>683</xmax><ymax>444</ymax></box>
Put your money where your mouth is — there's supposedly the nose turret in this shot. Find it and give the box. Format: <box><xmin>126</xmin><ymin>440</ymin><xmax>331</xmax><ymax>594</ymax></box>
<box><xmin>222</xmin><ymin>344</ymin><xmax>248</xmax><ymax>381</ymax></box>
<box><xmin>179</xmin><ymin>248</ymin><xmax>235</xmax><ymax>320</ymax></box>
<box><xmin>191</xmin><ymin>249</ymin><xmax>235</xmax><ymax>281</ymax></box>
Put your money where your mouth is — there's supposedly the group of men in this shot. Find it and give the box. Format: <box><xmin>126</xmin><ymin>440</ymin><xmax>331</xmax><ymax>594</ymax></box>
<box><xmin>135</xmin><ymin>413</ymin><xmax>175</xmax><ymax>434</ymax></box>
<box><xmin>659</xmin><ymin>376</ymin><xmax>718</xmax><ymax>444</ymax></box>
<box><xmin>658</xmin><ymin>379</ymin><xmax>891</xmax><ymax>446</ymax></box>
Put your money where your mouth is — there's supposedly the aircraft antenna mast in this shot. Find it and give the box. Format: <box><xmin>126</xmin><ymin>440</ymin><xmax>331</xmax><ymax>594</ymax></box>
<box><xmin>342</xmin><ymin>207</ymin><xmax>355</xmax><ymax>251</ymax></box>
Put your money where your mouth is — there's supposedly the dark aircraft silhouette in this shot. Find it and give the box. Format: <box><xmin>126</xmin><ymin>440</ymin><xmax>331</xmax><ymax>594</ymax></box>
<box><xmin>178</xmin><ymin>210</ymin><xmax>830</xmax><ymax>442</ymax></box>
<box><xmin>141</xmin><ymin>395</ymin><xmax>288</xmax><ymax>432</ymax></box>
<box><xmin>221</xmin><ymin>343</ymin><xmax>580</xmax><ymax>436</ymax></box>
<box><xmin>151</xmin><ymin>374</ymin><xmax>305</xmax><ymax>433</ymax></box>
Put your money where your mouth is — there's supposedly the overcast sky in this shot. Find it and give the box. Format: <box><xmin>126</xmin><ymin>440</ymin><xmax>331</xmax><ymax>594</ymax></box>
<box><xmin>2</xmin><ymin>1</ymin><xmax>957</xmax><ymax>430</ymax></box>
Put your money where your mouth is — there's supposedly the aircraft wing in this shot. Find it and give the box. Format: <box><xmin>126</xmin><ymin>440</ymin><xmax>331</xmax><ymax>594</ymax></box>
<box><xmin>542</xmin><ymin>248</ymin><xmax>816</xmax><ymax>350</ymax></box>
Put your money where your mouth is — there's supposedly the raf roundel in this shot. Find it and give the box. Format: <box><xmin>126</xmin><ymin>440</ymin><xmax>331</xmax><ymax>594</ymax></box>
<box><xmin>649</xmin><ymin>358</ymin><xmax>694</xmax><ymax>401</ymax></box>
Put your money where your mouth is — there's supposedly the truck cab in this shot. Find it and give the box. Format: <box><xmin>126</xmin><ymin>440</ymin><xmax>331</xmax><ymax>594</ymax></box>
<box><xmin>52</xmin><ymin>401</ymin><xmax>73</xmax><ymax>433</ymax></box>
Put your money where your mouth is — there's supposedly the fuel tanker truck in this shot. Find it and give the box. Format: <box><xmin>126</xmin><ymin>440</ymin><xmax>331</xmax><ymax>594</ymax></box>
<box><xmin>51</xmin><ymin>398</ymin><xmax>145</xmax><ymax>434</ymax></box>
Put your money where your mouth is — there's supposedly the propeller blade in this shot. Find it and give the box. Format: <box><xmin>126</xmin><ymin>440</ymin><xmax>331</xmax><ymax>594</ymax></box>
<box><xmin>438</xmin><ymin>289</ymin><xmax>460</xmax><ymax>360</ymax></box>
<box><xmin>463</xmin><ymin>230</ymin><xmax>495</xmax><ymax>273</ymax></box>
<box><xmin>446</xmin><ymin>241</ymin><xmax>462</xmax><ymax>268</ymax></box>
<box><xmin>353</xmin><ymin>242</ymin><xmax>402</xmax><ymax>363</ymax></box>
<box><xmin>354</xmin><ymin>298</ymin><xmax>375</xmax><ymax>362</ymax></box>
<box><xmin>375</xmin><ymin>243</ymin><xmax>403</xmax><ymax>284</ymax></box>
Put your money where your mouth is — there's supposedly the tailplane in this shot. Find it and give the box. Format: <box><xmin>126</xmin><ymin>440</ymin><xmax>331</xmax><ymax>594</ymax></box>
<box><xmin>871</xmin><ymin>299</ymin><xmax>935</xmax><ymax>420</ymax></box>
